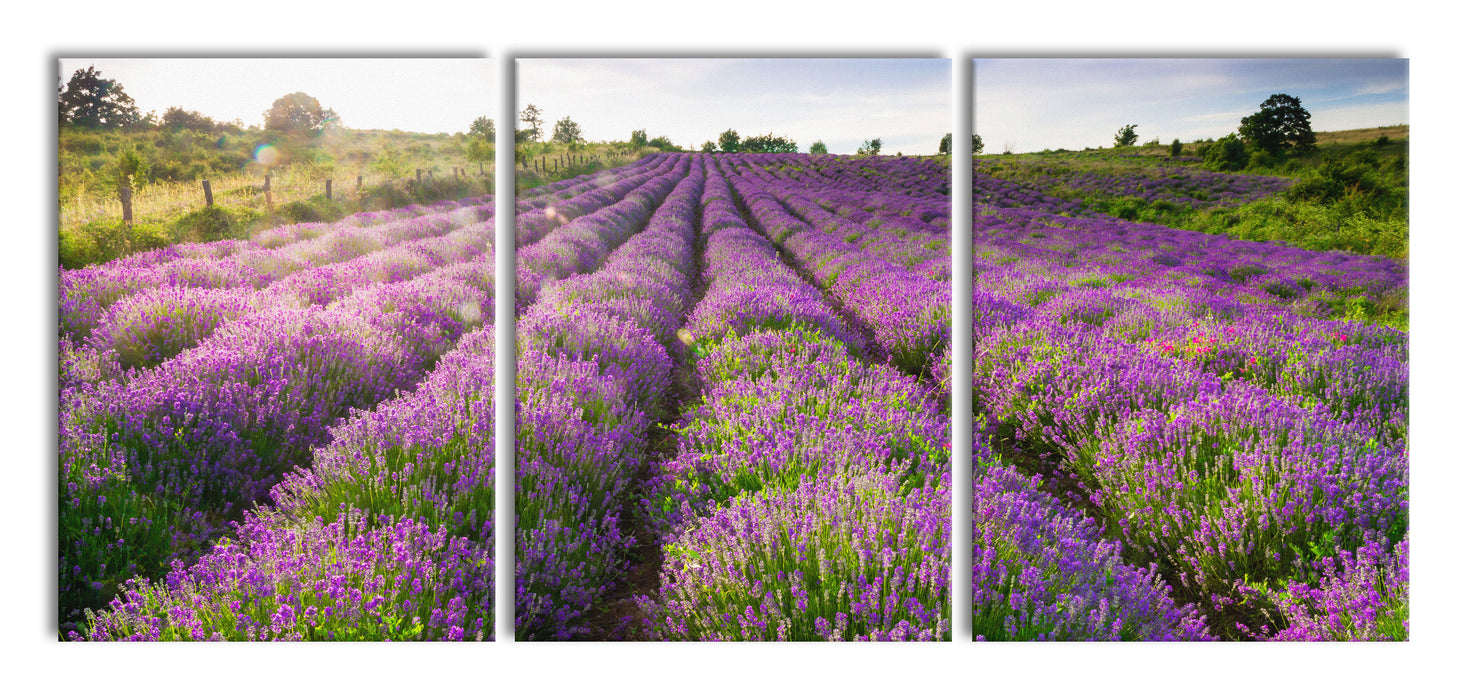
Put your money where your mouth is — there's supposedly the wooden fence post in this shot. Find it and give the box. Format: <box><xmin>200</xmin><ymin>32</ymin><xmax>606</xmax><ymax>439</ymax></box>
<box><xmin>357</xmin><ymin>175</ymin><xmax>364</xmax><ymax>193</ymax></box>
<box><xmin>202</xmin><ymin>180</ymin><xmax>213</xmax><ymax>207</ymax></box>
<box><xmin>119</xmin><ymin>186</ymin><xmax>133</xmax><ymax>226</ymax></box>
<box><xmin>416</xmin><ymin>169</ymin><xmax>422</xmax><ymax>184</ymax></box>
<box><xmin>264</xmin><ymin>173</ymin><xmax>273</xmax><ymax>211</ymax></box>
<box><xmin>325</xmin><ymin>179</ymin><xmax>332</xmax><ymax>200</ymax></box>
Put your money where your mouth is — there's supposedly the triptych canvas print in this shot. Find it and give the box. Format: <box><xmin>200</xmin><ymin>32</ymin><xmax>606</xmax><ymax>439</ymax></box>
<box><xmin>56</xmin><ymin>56</ymin><xmax>1409</xmax><ymax>642</ymax></box>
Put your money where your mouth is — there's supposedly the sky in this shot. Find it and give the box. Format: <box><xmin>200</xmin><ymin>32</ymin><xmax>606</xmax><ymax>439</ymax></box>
<box><xmin>973</xmin><ymin>58</ymin><xmax>1409</xmax><ymax>154</ymax></box>
<box><xmin>56</xmin><ymin>58</ymin><xmax>495</xmax><ymax>135</ymax></box>
<box><xmin>517</xmin><ymin>58</ymin><xmax>952</xmax><ymax>155</ymax></box>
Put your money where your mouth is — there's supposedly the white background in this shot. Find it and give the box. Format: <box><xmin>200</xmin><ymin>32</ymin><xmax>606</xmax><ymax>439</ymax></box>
<box><xmin>8</xmin><ymin>2</ymin><xmax>1461</xmax><ymax>697</ymax></box>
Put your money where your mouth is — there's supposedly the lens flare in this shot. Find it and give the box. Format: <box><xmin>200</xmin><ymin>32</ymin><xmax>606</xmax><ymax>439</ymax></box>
<box><xmin>254</xmin><ymin>144</ymin><xmax>281</xmax><ymax>167</ymax></box>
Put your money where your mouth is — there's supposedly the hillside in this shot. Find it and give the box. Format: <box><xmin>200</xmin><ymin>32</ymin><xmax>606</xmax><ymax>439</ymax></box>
<box><xmin>975</xmin><ymin>126</ymin><xmax>1409</xmax><ymax>263</ymax></box>
<box><xmin>59</xmin><ymin>125</ymin><xmax>495</xmax><ymax>268</ymax></box>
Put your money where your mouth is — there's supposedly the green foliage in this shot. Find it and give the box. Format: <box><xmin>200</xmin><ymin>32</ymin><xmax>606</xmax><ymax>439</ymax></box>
<box><xmin>646</xmin><ymin>135</ymin><xmax>679</xmax><ymax>151</ymax></box>
<box><xmin>1170</xmin><ymin>139</ymin><xmax>1183</xmax><ymax>157</ymax></box>
<box><xmin>1239</xmin><ymin>93</ymin><xmax>1316</xmax><ymax>155</ymax></box>
<box><xmin>809</xmin><ymin>140</ymin><xmax>828</xmax><ymax>154</ymax></box>
<box><xmin>59</xmin><ymin>65</ymin><xmax>142</xmax><ymax>129</ymax></box>
<box><xmin>1202</xmin><ymin>133</ymin><xmax>1248</xmax><ymax>172</ymax></box>
<box><xmin>519</xmin><ymin>104</ymin><xmax>543</xmax><ymax>142</ymax></box>
<box><xmin>718</xmin><ymin>128</ymin><xmax>741</xmax><ymax>153</ymax></box>
<box><xmin>469</xmin><ymin>116</ymin><xmax>495</xmax><ymax>141</ymax></box>
<box><xmin>973</xmin><ymin>133</ymin><xmax>984</xmax><ymax>155</ymax></box>
<box><xmin>551</xmin><ymin>115</ymin><xmax>584</xmax><ymax>146</ymax></box>
<box><xmin>1286</xmin><ymin>148</ymin><xmax>1405</xmax><ymax>212</ymax></box>
<box><xmin>263</xmin><ymin>92</ymin><xmax>339</xmax><ymax>133</ymax></box>
<box><xmin>1114</xmin><ymin>124</ymin><xmax>1139</xmax><ymax>147</ymax></box>
<box><xmin>166</xmin><ymin>205</ymin><xmax>256</xmax><ymax>244</ymax></box>
<box><xmin>700</xmin><ymin>140</ymin><xmax>718</xmax><ymax>153</ymax></box>
<box><xmin>465</xmin><ymin>136</ymin><xmax>494</xmax><ymax>164</ymax></box>
<box><xmin>61</xmin><ymin>220</ymin><xmax>171</xmax><ymax>267</ymax></box>
<box><xmin>277</xmin><ymin>194</ymin><xmax>349</xmax><ymax>224</ymax></box>
<box><xmin>115</xmin><ymin>148</ymin><xmax>150</xmax><ymax>196</ymax></box>
<box><xmin>856</xmin><ymin>138</ymin><xmax>882</xmax><ymax>156</ymax></box>
<box><xmin>370</xmin><ymin>145</ymin><xmax>411</xmax><ymax>180</ymax></box>
<box><xmin>630</xmin><ymin>129</ymin><xmax>648</xmax><ymax>147</ymax></box>
<box><xmin>739</xmin><ymin>132</ymin><xmax>798</xmax><ymax>153</ymax></box>
<box><xmin>161</xmin><ymin>106</ymin><xmax>219</xmax><ymax>132</ymax></box>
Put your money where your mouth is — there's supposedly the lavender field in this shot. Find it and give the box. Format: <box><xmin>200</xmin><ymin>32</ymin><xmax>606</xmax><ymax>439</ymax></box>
<box><xmin>963</xmin><ymin>166</ymin><xmax>1408</xmax><ymax>640</ymax></box>
<box><xmin>59</xmin><ymin>196</ymin><xmax>498</xmax><ymax>640</ymax></box>
<box><xmin>514</xmin><ymin>152</ymin><xmax>953</xmax><ymax>640</ymax></box>
<box><xmin>55</xmin><ymin>150</ymin><xmax>1408</xmax><ymax>643</ymax></box>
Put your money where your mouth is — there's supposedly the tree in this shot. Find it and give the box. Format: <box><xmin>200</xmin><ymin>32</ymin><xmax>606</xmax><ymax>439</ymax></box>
<box><xmin>1114</xmin><ymin>124</ymin><xmax>1139</xmax><ymax>147</ymax></box>
<box><xmin>809</xmin><ymin>140</ymin><xmax>828</xmax><ymax>154</ymax></box>
<box><xmin>263</xmin><ymin>92</ymin><xmax>339</xmax><ymax>132</ymax></box>
<box><xmin>630</xmin><ymin>129</ymin><xmax>649</xmax><ymax>148</ymax></box>
<box><xmin>1239</xmin><ymin>93</ymin><xmax>1316</xmax><ymax>155</ymax></box>
<box><xmin>940</xmin><ymin>133</ymin><xmax>984</xmax><ymax>155</ymax></box>
<box><xmin>647</xmin><ymin>135</ymin><xmax>679</xmax><ymax>151</ymax></box>
<box><xmin>469</xmin><ymin>116</ymin><xmax>495</xmax><ymax>141</ymax></box>
<box><xmin>1202</xmin><ymin>133</ymin><xmax>1248</xmax><ymax>172</ymax></box>
<box><xmin>700</xmin><ymin>141</ymin><xmax>718</xmax><ymax>153</ymax></box>
<box><xmin>519</xmin><ymin>104</ymin><xmax>544</xmax><ymax>142</ymax></box>
<box><xmin>856</xmin><ymin>138</ymin><xmax>882</xmax><ymax>156</ymax></box>
<box><xmin>740</xmin><ymin>132</ymin><xmax>798</xmax><ymax>153</ymax></box>
<box><xmin>552</xmin><ymin>116</ymin><xmax>584</xmax><ymax>145</ymax></box>
<box><xmin>718</xmin><ymin>129</ymin><xmax>741</xmax><ymax>153</ymax></box>
<box><xmin>161</xmin><ymin>106</ymin><xmax>218</xmax><ymax>132</ymax></box>
<box><xmin>58</xmin><ymin>65</ymin><xmax>142</xmax><ymax>129</ymax></box>
<box><xmin>1170</xmin><ymin>139</ymin><xmax>1183</xmax><ymax>157</ymax></box>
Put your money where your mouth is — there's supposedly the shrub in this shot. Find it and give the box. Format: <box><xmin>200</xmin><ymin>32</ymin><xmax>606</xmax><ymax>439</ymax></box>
<box><xmin>1202</xmin><ymin>134</ymin><xmax>1248</xmax><ymax>172</ymax></box>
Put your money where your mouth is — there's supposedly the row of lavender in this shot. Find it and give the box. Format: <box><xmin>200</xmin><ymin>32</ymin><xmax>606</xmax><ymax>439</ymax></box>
<box><xmin>976</xmin><ymin>157</ymin><xmax>1293</xmax><ymax>209</ymax></box>
<box><xmin>637</xmin><ymin>156</ymin><xmax>952</xmax><ymax>640</ymax></box>
<box><xmin>61</xmin><ymin>196</ymin><xmax>500</xmax><ymax>639</ymax></box>
<box><xmin>513</xmin><ymin>154</ymin><xmax>696</xmax><ymax>638</ymax></box>
<box><xmin>506</xmin><ymin>153</ymin><xmax>957</xmax><ymax>639</ymax></box>
<box><xmin>964</xmin><ymin>194</ymin><xmax>1408</xmax><ymax>639</ymax></box>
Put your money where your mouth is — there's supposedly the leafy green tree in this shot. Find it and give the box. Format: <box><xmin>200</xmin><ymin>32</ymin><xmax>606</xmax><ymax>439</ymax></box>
<box><xmin>519</xmin><ymin>104</ymin><xmax>544</xmax><ymax>142</ymax></box>
<box><xmin>1170</xmin><ymin>138</ymin><xmax>1183</xmax><ymax>157</ymax></box>
<box><xmin>1202</xmin><ymin>133</ymin><xmax>1248</xmax><ymax>172</ymax></box>
<box><xmin>59</xmin><ymin>65</ymin><xmax>142</xmax><ymax>129</ymax></box>
<box><xmin>700</xmin><ymin>141</ymin><xmax>718</xmax><ymax>153</ymax></box>
<box><xmin>263</xmin><ymin>92</ymin><xmax>339</xmax><ymax>132</ymax></box>
<box><xmin>466</xmin><ymin>136</ymin><xmax>494</xmax><ymax>168</ymax></box>
<box><xmin>1239</xmin><ymin>93</ymin><xmax>1316</xmax><ymax>154</ymax></box>
<box><xmin>1114</xmin><ymin>124</ymin><xmax>1139</xmax><ymax>147</ymax></box>
<box><xmin>718</xmin><ymin>129</ymin><xmax>741</xmax><ymax>153</ymax></box>
<box><xmin>740</xmin><ymin>132</ymin><xmax>798</xmax><ymax>153</ymax></box>
<box><xmin>647</xmin><ymin>135</ymin><xmax>679</xmax><ymax>151</ymax></box>
<box><xmin>552</xmin><ymin>116</ymin><xmax>584</xmax><ymax>145</ymax></box>
<box><xmin>856</xmin><ymin>138</ymin><xmax>882</xmax><ymax>156</ymax></box>
<box><xmin>630</xmin><ymin>129</ymin><xmax>649</xmax><ymax>148</ymax></box>
<box><xmin>161</xmin><ymin>106</ymin><xmax>217</xmax><ymax>132</ymax></box>
<box><xmin>809</xmin><ymin>140</ymin><xmax>828</xmax><ymax>154</ymax></box>
<box><xmin>941</xmin><ymin>133</ymin><xmax>984</xmax><ymax>155</ymax></box>
<box><xmin>469</xmin><ymin>116</ymin><xmax>495</xmax><ymax>141</ymax></box>
<box><xmin>114</xmin><ymin>148</ymin><xmax>149</xmax><ymax>195</ymax></box>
